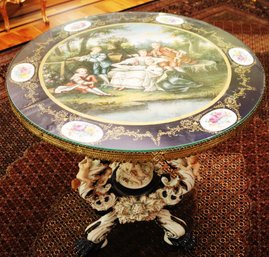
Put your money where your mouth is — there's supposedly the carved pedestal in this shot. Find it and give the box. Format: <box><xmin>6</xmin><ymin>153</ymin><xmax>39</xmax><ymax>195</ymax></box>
<box><xmin>72</xmin><ymin>156</ymin><xmax>200</xmax><ymax>256</ymax></box>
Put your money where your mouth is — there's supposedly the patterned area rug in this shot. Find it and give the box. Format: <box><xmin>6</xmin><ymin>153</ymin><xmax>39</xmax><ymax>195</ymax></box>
<box><xmin>0</xmin><ymin>1</ymin><xmax>268</xmax><ymax>257</ymax></box>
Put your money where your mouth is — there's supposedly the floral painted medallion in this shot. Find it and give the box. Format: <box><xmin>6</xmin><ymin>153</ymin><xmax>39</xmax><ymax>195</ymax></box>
<box><xmin>6</xmin><ymin>12</ymin><xmax>265</xmax><ymax>159</ymax></box>
<box><xmin>200</xmin><ymin>108</ymin><xmax>237</xmax><ymax>132</ymax></box>
<box><xmin>11</xmin><ymin>63</ymin><xmax>35</xmax><ymax>82</ymax></box>
<box><xmin>228</xmin><ymin>47</ymin><xmax>254</xmax><ymax>66</ymax></box>
<box><xmin>61</xmin><ymin>121</ymin><xmax>104</xmax><ymax>143</ymax></box>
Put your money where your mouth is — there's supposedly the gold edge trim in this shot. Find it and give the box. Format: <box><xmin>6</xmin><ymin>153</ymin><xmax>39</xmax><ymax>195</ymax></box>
<box><xmin>8</xmin><ymin>13</ymin><xmax>260</xmax><ymax>148</ymax></box>
<box><xmin>9</xmin><ymin>99</ymin><xmax>257</xmax><ymax>162</ymax></box>
<box><xmin>38</xmin><ymin>22</ymin><xmax>232</xmax><ymax>126</ymax></box>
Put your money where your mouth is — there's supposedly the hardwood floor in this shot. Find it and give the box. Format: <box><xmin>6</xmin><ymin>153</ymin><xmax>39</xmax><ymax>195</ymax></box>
<box><xmin>0</xmin><ymin>0</ymin><xmax>154</xmax><ymax>51</ymax></box>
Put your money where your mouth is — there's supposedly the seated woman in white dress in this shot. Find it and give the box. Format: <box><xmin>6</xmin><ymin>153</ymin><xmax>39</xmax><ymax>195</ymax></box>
<box><xmin>108</xmin><ymin>50</ymin><xmax>166</xmax><ymax>91</ymax></box>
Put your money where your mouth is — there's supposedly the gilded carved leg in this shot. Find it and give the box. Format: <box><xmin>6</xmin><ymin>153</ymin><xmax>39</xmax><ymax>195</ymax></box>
<box><xmin>0</xmin><ymin>0</ymin><xmax>48</xmax><ymax>31</ymax></box>
<box><xmin>0</xmin><ymin>0</ymin><xmax>10</xmax><ymax>31</ymax></box>
<box><xmin>40</xmin><ymin>0</ymin><xmax>49</xmax><ymax>24</ymax></box>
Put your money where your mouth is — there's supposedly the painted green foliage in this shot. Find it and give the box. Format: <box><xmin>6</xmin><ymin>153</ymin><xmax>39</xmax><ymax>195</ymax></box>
<box><xmin>40</xmin><ymin>23</ymin><xmax>230</xmax><ymax>123</ymax></box>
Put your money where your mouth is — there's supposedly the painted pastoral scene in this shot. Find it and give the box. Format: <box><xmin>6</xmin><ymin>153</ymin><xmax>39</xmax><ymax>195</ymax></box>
<box><xmin>40</xmin><ymin>23</ymin><xmax>230</xmax><ymax>124</ymax></box>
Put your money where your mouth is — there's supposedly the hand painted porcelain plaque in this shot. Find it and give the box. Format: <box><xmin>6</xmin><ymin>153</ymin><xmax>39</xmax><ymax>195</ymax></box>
<box><xmin>6</xmin><ymin>12</ymin><xmax>265</xmax><ymax>256</ymax></box>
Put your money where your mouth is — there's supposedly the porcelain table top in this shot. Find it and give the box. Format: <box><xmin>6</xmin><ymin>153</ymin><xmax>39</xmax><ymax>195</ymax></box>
<box><xmin>6</xmin><ymin>12</ymin><xmax>265</xmax><ymax>161</ymax></box>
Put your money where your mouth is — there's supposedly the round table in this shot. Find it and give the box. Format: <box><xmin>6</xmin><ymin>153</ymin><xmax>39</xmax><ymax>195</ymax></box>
<box><xmin>7</xmin><ymin>12</ymin><xmax>265</xmax><ymax>256</ymax></box>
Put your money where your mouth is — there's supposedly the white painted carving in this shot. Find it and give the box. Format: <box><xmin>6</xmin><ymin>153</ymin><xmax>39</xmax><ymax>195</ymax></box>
<box><xmin>85</xmin><ymin>211</ymin><xmax>117</xmax><ymax>248</ymax></box>
<box><xmin>156</xmin><ymin>209</ymin><xmax>186</xmax><ymax>245</ymax></box>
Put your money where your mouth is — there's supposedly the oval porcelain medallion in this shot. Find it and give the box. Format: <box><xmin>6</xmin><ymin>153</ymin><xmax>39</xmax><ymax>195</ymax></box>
<box><xmin>200</xmin><ymin>108</ymin><xmax>237</xmax><ymax>132</ymax></box>
<box><xmin>64</xmin><ymin>20</ymin><xmax>92</xmax><ymax>32</ymax></box>
<box><xmin>11</xmin><ymin>63</ymin><xmax>35</xmax><ymax>82</ymax></box>
<box><xmin>156</xmin><ymin>15</ymin><xmax>184</xmax><ymax>25</ymax></box>
<box><xmin>228</xmin><ymin>47</ymin><xmax>254</xmax><ymax>66</ymax></box>
<box><xmin>61</xmin><ymin>121</ymin><xmax>104</xmax><ymax>143</ymax></box>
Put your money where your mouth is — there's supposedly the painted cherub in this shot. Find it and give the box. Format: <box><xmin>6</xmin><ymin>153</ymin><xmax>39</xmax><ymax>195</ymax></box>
<box><xmin>169</xmin><ymin>156</ymin><xmax>201</xmax><ymax>181</ymax></box>
<box><xmin>55</xmin><ymin>68</ymin><xmax>111</xmax><ymax>96</ymax></box>
<box><xmin>71</xmin><ymin>157</ymin><xmax>112</xmax><ymax>193</ymax></box>
<box><xmin>149</xmin><ymin>42</ymin><xmax>196</xmax><ymax>70</ymax></box>
<box><xmin>116</xmin><ymin>162</ymin><xmax>154</xmax><ymax>188</ymax></box>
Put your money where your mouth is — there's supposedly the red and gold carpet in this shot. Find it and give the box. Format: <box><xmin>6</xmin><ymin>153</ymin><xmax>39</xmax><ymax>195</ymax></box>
<box><xmin>0</xmin><ymin>1</ymin><xmax>268</xmax><ymax>256</ymax></box>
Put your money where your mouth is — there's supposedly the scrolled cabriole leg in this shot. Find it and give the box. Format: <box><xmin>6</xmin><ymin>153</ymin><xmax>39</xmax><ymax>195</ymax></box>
<box><xmin>156</xmin><ymin>209</ymin><xmax>195</xmax><ymax>251</ymax></box>
<box><xmin>73</xmin><ymin>156</ymin><xmax>200</xmax><ymax>254</ymax></box>
<box><xmin>40</xmin><ymin>0</ymin><xmax>49</xmax><ymax>23</ymax></box>
<box><xmin>75</xmin><ymin>211</ymin><xmax>117</xmax><ymax>256</ymax></box>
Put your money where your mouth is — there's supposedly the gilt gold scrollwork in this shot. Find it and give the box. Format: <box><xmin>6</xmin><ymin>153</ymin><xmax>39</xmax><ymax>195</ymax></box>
<box><xmin>9</xmin><ymin>13</ymin><xmax>257</xmax><ymax>158</ymax></box>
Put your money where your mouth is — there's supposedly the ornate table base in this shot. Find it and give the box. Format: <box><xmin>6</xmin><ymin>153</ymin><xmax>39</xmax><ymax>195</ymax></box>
<box><xmin>72</xmin><ymin>156</ymin><xmax>200</xmax><ymax>256</ymax></box>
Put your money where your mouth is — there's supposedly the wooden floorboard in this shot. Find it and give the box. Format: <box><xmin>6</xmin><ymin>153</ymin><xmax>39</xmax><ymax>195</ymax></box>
<box><xmin>0</xmin><ymin>0</ymin><xmax>154</xmax><ymax>51</ymax></box>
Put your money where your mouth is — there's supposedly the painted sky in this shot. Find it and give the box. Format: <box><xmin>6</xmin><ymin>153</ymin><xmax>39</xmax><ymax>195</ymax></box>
<box><xmin>86</xmin><ymin>23</ymin><xmax>191</xmax><ymax>47</ymax></box>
